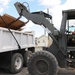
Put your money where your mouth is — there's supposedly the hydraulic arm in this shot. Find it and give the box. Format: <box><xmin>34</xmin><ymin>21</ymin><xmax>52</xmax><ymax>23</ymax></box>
<box><xmin>14</xmin><ymin>2</ymin><xmax>59</xmax><ymax>35</ymax></box>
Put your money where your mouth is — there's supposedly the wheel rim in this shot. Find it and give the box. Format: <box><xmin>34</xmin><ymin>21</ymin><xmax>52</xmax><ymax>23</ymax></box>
<box><xmin>15</xmin><ymin>57</ymin><xmax>22</xmax><ymax>70</ymax></box>
<box><xmin>35</xmin><ymin>60</ymin><xmax>49</xmax><ymax>74</ymax></box>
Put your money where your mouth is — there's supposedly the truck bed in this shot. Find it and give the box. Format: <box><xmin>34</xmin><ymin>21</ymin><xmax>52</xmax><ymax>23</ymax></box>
<box><xmin>0</xmin><ymin>27</ymin><xmax>35</xmax><ymax>53</ymax></box>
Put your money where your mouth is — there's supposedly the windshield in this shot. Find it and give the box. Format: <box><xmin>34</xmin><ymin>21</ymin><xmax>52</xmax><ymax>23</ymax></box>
<box><xmin>66</xmin><ymin>20</ymin><xmax>75</xmax><ymax>33</ymax></box>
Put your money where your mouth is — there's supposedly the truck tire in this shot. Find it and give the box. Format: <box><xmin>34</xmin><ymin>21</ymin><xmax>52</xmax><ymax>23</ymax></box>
<box><xmin>10</xmin><ymin>53</ymin><xmax>23</xmax><ymax>74</ymax></box>
<box><xmin>28</xmin><ymin>51</ymin><xmax>58</xmax><ymax>75</ymax></box>
<box><xmin>24</xmin><ymin>51</ymin><xmax>32</xmax><ymax>66</ymax></box>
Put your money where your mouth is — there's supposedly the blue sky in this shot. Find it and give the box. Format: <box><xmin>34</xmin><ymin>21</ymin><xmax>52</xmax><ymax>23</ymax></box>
<box><xmin>0</xmin><ymin>0</ymin><xmax>45</xmax><ymax>17</ymax></box>
<box><xmin>0</xmin><ymin>0</ymin><xmax>75</xmax><ymax>37</ymax></box>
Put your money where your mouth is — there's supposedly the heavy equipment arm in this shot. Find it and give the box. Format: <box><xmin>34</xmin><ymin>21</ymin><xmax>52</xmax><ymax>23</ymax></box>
<box><xmin>14</xmin><ymin>2</ymin><xmax>59</xmax><ymax>36</ymax></box>
<box><xmin>14</xmin><ymin>1</ymin><xmax>66</xmax><ymax>60</ymax></box>
<box><xmin>14</xmin><ymin>1</ymin><xmax>66</xmax><ymax>62</ymax></box>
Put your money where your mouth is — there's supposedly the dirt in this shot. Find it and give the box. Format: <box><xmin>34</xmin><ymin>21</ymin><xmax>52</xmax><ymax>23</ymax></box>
<box><xmin>0</xmin><ymin>67</ymin><xmax>75</xmax><ymax>75</ymax></box>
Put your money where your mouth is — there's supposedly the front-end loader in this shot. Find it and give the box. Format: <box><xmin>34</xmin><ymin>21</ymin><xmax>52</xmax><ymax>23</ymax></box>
<box><xmin>15</xmin><ymin>2</ymin><xmax>75</xmax><ymax>75</ymax></box>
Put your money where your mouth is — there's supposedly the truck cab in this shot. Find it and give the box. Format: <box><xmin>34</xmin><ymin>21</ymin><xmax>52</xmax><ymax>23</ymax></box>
<box><xmin>62</xmin><ymin>10</ymin><xmax>75</xmax><ymax>67</ymax></box>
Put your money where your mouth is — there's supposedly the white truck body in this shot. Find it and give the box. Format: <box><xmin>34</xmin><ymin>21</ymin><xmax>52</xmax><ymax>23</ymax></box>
<box><xmin>0</xmin><ymin>27</ymin><xmax>35</xmax><ymax>53</ymax></box>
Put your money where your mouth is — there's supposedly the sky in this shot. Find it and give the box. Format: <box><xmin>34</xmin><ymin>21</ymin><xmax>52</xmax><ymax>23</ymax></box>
<box><xmin>0</xmin><ymin>0</ymin><xmax>75</xmax><ymax>37</ymax></box>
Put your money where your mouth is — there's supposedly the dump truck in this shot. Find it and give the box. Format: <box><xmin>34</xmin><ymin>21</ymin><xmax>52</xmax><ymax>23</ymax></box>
<box><xmin>0</xmin><ymin>14</ymin><xmax>35</xmax><ymax>74</ymax></box>
<box><xmin>14</xmin><ymin>2</ymin><xmax>75</xmax><ymax>75</ymax></box>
